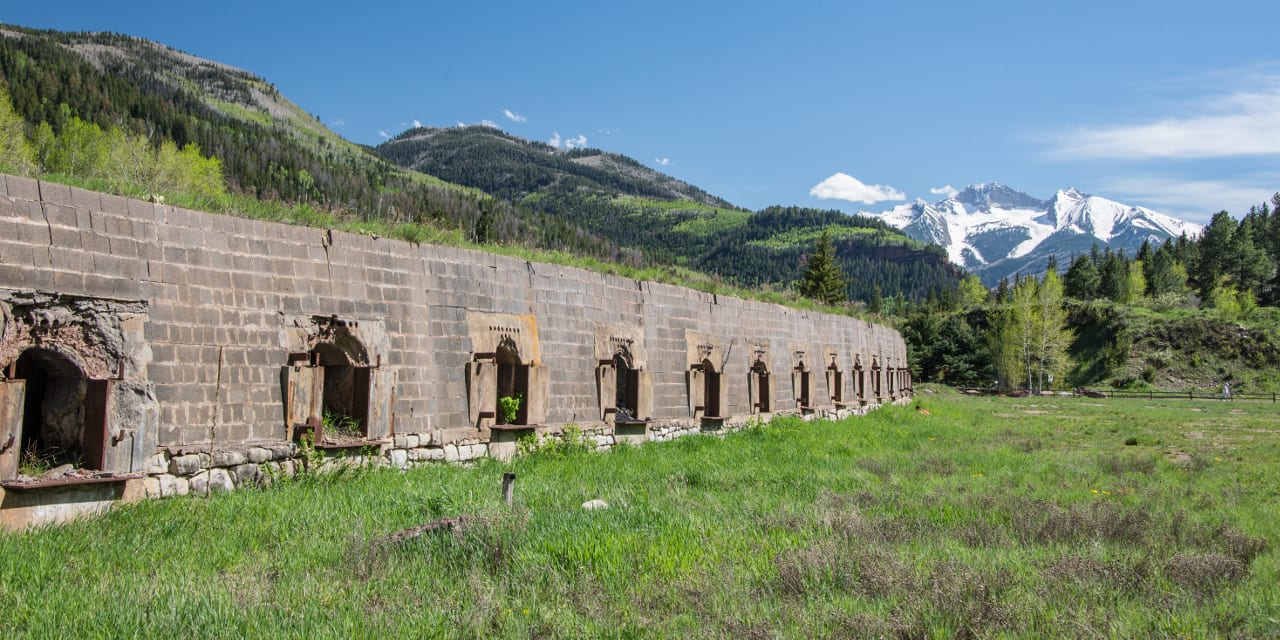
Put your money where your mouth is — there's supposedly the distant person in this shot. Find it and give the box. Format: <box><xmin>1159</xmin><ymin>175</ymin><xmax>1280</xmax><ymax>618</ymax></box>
<box><xmin>1223</xmin><ymin>382</ymin><xmax>1231</xmax><ymax>400</ymax></box>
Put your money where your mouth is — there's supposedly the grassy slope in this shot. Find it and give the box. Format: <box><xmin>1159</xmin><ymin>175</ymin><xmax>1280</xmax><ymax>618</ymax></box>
<box><xmin>1</xmin><ymin>389</ymin><xmax>1275</xmax><ymax>638</ymax></box>
<box><xmin>1068</xmin><ymin>301</ymin><xmax>1280</xmax><ymax>393</ymax></box>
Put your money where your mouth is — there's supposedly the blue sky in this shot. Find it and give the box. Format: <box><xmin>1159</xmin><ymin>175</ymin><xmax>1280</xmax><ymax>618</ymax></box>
<box><xmin>4</xmin><ymin>1</ymin><xmax>1279</xmax><ymax>223</ymax></box>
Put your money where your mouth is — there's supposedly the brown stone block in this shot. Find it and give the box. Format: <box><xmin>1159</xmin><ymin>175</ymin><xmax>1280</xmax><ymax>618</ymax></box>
<box><xmin>68</xmin><ymin>187</ymin><xmax>101</xmax><ymax>211</ymax></box>
<box><xmin>4</xmin><ymin>175</ymin><xmax>39</xmax><ymax>200</ymax></box>
<box><xmin>125</xmin><ymin>197</ymin><xmax>155</xmax><ymax>221</ymax></box>
<box><xmin>36</xmin><ymin>180</ymin><xmax>72</xmax><ymax>205</ymax></box>
<box><xmin>98</xmin><ymin>192</ymin><xmax>128</xmax><ymax>216</ymax></box>
<box><xmin>109</xmin><ymin>236</ymin><xmax>139</xmax><ymax>259</ymax></box>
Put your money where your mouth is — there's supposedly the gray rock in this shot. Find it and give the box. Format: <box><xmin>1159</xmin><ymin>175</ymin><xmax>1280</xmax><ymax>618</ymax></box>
<box><xmin>39</xmin><ymin>463</ymin><xmax>75</xmax><ymax>479</ymax></box>
<box><xmin>143</xmin><ymin>452</ymin><xmax>169</xmax><ymax>475</ymax></box>
<box><xmin>232</xmin><ymin>463</ymin><xmax>261</xmax><ymax>486</ymax></box>
<box><xmin>247</xmin><ymin>447</ymin><xmax>273</xmax><ymax>464</ymax></box>
<box><xmin>211</xmin><ymin>450</ymin><xmax>247</xmax><ymax>468</ymax></box>
<box><xmin>189</xmin><ymin>470</ymin><xmax>209</xmax><ymax>495</ymax></box>
<box><xmin>169</xmin><ymin>454</ymin><xmax>203</xmax><ymax>476</ymax></box>
<box><xmin>157</xmin><ymin>474</ymin><xmax>177</xmax><ymax>497</ymax></box>
<box><xmin>582</xmin><ymin>499</ymin><xmax>609</xmax><ymax>511</ymax></box>
<box><xmin>208</xmin><ymin>468</ymin><xmax>234</xmax><ymax>493</ymax></box>
<box><xmin>390</xmin><ymin>449</ymin><xmax>408</xmax><ymax>469</ymax></box>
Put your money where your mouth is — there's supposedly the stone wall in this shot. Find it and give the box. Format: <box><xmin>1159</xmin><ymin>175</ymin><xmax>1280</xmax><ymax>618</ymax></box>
<box><xmin>0</xmin><ymin>174</ymin><xmax>911</xmax><ymax>520</ymax></box>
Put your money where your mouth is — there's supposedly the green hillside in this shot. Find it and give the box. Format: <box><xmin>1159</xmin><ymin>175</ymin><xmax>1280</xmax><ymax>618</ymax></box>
<box><xmin>377</xmin><ymin>126</ymin><xmax>962</xmax><ymax>302</ymax></box>
<box><xmin>0</xmin><ymin>24</ymin><xmax>631</xmax><ymax>263</ymax></box>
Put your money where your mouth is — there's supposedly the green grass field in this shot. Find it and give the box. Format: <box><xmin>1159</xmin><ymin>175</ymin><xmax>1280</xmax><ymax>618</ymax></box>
<box><xmin>2</xmin><ymin>389</ymin><xmax>1277</xmax><ymax>638</ymax></box>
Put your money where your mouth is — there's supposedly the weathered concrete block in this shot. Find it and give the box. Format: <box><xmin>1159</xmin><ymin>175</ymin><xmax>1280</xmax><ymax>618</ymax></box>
<box><xmin>247</xmin><ymin>447</ymin><xmax>273</xmax><ymax>464</ymax></box>
<box><xmin>5</xmin><ymin>175</ymin><xmax>39</xmax><ymax>200</ymax></box>
<box><xmin>443</xmin><ymin>444</ymin><xmax>459</xmax><ymax>462</ymax></box>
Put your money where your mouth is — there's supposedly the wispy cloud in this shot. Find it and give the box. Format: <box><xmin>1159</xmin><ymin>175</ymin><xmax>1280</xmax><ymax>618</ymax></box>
<box><xmin>481</xmin><ymin>120</ymin><xmax>500</xmax><ymax>128</ymax></box>
<box><xmin>810</xmin><ymin>173</ymin><xmax>905</xmax><ymax>205</ymax></box>
<box><xmin>655</xmin><ymin>157</ymin><xmax>671</xmax><ymax>166</ymax></box>
<box><xmin>503</xmin><ymin>109</ymin><xmax>527</xmax><ymax>123</ymax></box>
<box><xmin>378</xmin><ymin>130</ymin><xmax>390</xmax><ymax>139</ymax></box>
<box><xmin>330</xmin><ymin>118</ymin><xmax>345</xmax><ymax>127</ymax></box>
<box><xmin>930</xmin><ymin>184</ymin><xmax>958</xmax><ymax>199</ymax></box>
<box><xmin>548</xmin><ymin>131</ymin><xmax>589</xmax><ymax>149</ymax></box>
<box><xmin>1103</xmin><ymin>176</ymin><xmax>1276</xmax><ymax>224</ymax></box>
<box><xmin>1048</xmin><ymin>81</ymin><xmax>1280</xmax><ymax>159</ymax></box>
<box><xmin>412</xmin><ymin>119</ymin><xmax>422</xmax><ymax>128</ymax></box>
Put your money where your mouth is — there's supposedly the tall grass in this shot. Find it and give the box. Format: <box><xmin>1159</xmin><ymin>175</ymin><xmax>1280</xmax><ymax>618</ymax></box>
<box><xmin>1</xmin><ymin>389</ymin><xmax>1276</xmax><ymax>637</ymax></box>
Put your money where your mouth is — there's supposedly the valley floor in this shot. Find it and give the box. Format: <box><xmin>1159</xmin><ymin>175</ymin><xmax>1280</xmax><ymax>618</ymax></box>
<box><xmin>1</xmin><ymin>387</ymin><xmax>1276</xmax><ymax>638</ymax></box>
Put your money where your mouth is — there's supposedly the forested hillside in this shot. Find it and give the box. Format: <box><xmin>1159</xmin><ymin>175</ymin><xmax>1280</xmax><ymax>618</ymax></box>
<box><xmin>0</xmin><ymin>25</ymin><xmax>634</xmax><ymax>264</ymax></box>
<box><xmin>378</xmin><ymin>126</ymin><xmax>962</xmax><ymax>302</ymax></box>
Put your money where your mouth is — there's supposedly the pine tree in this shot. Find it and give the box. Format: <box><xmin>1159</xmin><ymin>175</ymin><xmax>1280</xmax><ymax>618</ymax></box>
<box><xmin>797</xmin><ymin>231</ymin><xmax>848</xmax><ymax>305</ymax></box>
<box><xmin>1228</xmin><ymin>215</ymin><xmax>1272</xmax><ymax>299</ymax></box>
<box><xmin>1194</xmin><ymin>211</ymin><xmax>1236</xmax><ymax>298</ymax></box>
<box><xmin>1063</xmin><ymin>253</ymin><xmax>1100</xmax><ymax>300</ymax></box>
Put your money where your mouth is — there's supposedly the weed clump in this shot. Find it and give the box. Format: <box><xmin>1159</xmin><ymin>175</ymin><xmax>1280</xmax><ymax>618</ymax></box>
<box><xmin>1164</xmin><ymin>553</ymin><xmax>1246</xmax><ymax>595</ymax></box>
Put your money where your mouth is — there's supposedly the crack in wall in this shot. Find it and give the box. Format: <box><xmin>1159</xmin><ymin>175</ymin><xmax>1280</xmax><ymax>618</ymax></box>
<box><xmin>322</xmin><ymin>229</ymin><xmax>334</xmax><ymax>291</ymax></box>
<box><xmin>39</xmin><ymin>202</ymin><xmax>54</xmax><ymax>265</ymax></box>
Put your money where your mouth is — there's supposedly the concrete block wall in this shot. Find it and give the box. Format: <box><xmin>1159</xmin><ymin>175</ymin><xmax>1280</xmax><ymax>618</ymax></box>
<box><xmin>0</xmin><ymin>175</ymin><xmax>911</xmax><ymax>506</ymax></box>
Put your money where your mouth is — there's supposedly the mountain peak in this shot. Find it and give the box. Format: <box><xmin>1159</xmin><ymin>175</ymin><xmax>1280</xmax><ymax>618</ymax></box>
<box><xmin>875</xmin><ymin>183</ymin><xmax>1203</xmax><ymax>284</ymax></box>
<box><xmin>953</xmin><ymin>183</ymin><xmax>1045</xmax><ymax>210</ymax></box>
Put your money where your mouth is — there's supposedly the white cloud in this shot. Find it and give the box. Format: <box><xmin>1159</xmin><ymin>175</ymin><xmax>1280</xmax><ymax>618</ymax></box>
<box><xmin>655</xmin><ymin>157</ymin><xmax>671</xmax><ymax>166</ymax></box>
<box><xmin>809</xmin><ymin>173</ymin><xmax>906</xmax><ymax>205</ymax></box>
<box><xmin>481</xmin><ymin>120</ymin><xmax>499</xmax><ymax>128</ymax></box>
<box><xmin>1048</xmin><ymin>82</ymin><xmax>1280</xmax><ymax>159</ymax></box>
<box><xmin>378</xmin><ymin>130</ymin><xmax>390</xmax><ymax>139</ymax></box>
<box><xmin>548</xmin><ymin>131</ymin><xmax>589</xmax><ymax>149</ymax></box>
<box><xmin>330</xmin><ymin>118</ymin><xmax>345</xmax><ymax>127</ymax></box>
<box><xmin>930</xmin><ymin>184</ymin><xmax>958</xmax><ymax>199</ymax></box>
<box><xmin>503</xmin><ymin>109</ymin><xmax>527</xmax><ymax>123</ymax></box>
<box><xmin>412</xmin><ymin>119</ymin><xmax>422</xmax><ymax>128</ymax></box>
<box><xmin>1103</xmin><ymin>176</ymin><xmax>1276</xmax><ymax>224</ymax></box>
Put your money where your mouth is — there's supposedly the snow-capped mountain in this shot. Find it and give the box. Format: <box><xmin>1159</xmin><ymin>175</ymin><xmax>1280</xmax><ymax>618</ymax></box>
<box><xmin>872</xmin><ymin>184</ymin><xmax>1202</xmax><ymax>285</ymax></box>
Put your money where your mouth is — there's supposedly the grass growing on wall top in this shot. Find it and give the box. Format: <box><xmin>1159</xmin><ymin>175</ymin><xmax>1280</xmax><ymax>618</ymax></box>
<box><xmin>1</xmin><ymin>390</ymin><xmax>1276</xmax><ymax>638</ymax></box>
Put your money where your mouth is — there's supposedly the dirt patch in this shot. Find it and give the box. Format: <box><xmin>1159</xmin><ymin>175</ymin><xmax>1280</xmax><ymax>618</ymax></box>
<box><xmin>1185</xmin><ymin>431</ymin><xmax>1205</xmax><ymax>440</ymax></box>
<box><xmin>1023</xmin><ymin>410</ymin><xmax>1049</xmax><ymax>415</ymax></box>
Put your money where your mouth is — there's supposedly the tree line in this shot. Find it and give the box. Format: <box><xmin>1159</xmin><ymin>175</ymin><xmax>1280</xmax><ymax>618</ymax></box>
<box><xmin>898</xmin><ymin>194</ymin><xmax>1280</xmax><ymax>391</ymax></box>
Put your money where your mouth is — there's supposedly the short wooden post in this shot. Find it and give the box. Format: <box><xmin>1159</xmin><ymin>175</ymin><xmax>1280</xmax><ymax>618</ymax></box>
<box><xmin>502</xmin><ymin>472</ymin><xmax>516</xmax><ymax>507</ymax></box>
